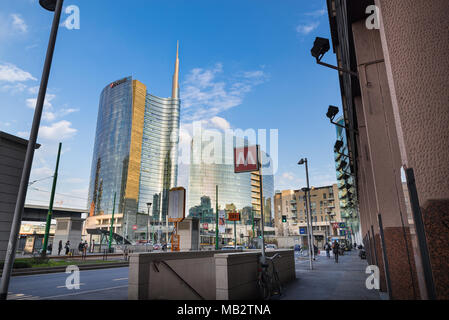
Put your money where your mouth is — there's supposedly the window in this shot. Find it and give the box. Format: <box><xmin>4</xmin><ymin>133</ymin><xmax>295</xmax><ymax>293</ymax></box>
<box><xmin>323</xmin><ymin>193</ymin><xmax>327</xmax><ymax>199</ymax></box>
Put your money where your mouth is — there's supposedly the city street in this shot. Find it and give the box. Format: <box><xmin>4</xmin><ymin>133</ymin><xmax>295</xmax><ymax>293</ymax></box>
<box><xmin>282</xmin><ymin>250</ymin><xmax>382</xmax><ymax>300</ymax></box>
<box><xmin>6</xmin><ymin>267</ymin><xmax>129</xmax><ymax>300</ymax></box>
<box><xmin>5</xmin><ymin>249</ymin><xmax>381</xmax><ymax>300</ymax></box>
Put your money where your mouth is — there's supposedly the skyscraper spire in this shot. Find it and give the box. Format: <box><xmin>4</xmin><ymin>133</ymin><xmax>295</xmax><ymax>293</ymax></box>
<box><xmin>172</xmin><ymin>41</ymin><xmax>180</xmax><ymax>99</ymax></box>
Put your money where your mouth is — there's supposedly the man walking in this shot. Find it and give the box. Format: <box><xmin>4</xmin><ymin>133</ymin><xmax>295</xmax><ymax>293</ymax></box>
<box><xmin>58</xmin><ymin>240</ymin><xmax>63</xmax><ymax>256</ymax></box>
<box><xmin>332</xmin><ymin>240</ymin><xmax>340</xmax><ymax>263</ymax></box>
<box><xmin>324</xmin><ymin>242</ymin><xmax>331</xmax><ymax>258</ymax></box>
<box><xmin>65</xmin><ymin>240</ymin><xmax>70</xmax><ymax>255</ymax></box>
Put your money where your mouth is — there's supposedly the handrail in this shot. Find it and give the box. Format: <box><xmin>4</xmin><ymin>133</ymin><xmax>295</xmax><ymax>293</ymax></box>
<box><xmin>152</xmin><ymin>260</ymin><xmax>205</xmax><ymax>300</ymax></box>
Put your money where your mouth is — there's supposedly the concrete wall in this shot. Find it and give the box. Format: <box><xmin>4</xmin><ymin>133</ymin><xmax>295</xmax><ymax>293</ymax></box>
<box><xmin>0</xmin><ymin>132</ymin><xmax>30</xmax><ymax>262</ymax></box>
<box><xmin>129</xmin><ymin>250</ymin><xmax>238</xmax><ymax>300</ymax></box>
<box><xmin>51</xmin><ymin>217</ymin><xmax>84</xmax><ymax>255</ymax></box>
<box><xmin>375</xmin><ymin>0</ymin><xmax>449</xmax><ymax>299</ymax></box>
<box><xmin>128</xmin><ymin>249</ymin><xmax>295</xmax><ymax>300</ymax></box>
<box><xmin>216</xmin><ymin>249</ymin><xmax>295</xmax><ymax>300</ymax></box>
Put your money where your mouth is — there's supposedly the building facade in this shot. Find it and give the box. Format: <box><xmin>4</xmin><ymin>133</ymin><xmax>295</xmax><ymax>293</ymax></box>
<box><xmin>86</xmin><ymin>45</ymin><xmax>181</xmax><ymax>241</ymax></box>
<box><xmin>322</xmin><ymin>0</ymin><xmax>449</xmax><ymax>299</ymax></box>
<box><xmin>188</xmin><ymin>130</ymin><xmax>274</xmax><ymax>246</ymax></box>
<box><xmin>334</xmin><ymin>116</ymin><xmax>361</xmax><ymax>244</ymax></box>
<box><xmin>274</xmin><ymin>185</ymin><xmax>345</xmax><ymax>248</ymax></box>
<box><xmin>0</xmin><ymin>132</ymin><xmax>40</xmax><ymax>261</ymax></box>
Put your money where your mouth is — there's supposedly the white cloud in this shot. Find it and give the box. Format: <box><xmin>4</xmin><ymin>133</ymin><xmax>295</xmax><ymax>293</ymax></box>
<box><xmin>210</xmin><ymin>116</ymin><xmax>231</xmax><ymax>131</ymax></box>
<box><xmin>305</xmin><ymin>8</ymin><xmax>327</xmax><ymax>17</ymax></box>
<box><xmin>28</xmin><ymin>86</ymin><xmax>39</xmax><ymax>94</ymax></box>
<box><xmin>0</xmin><ymin>63</ymin><xmax>36</xmax><ymax>82</ymax></box>
<box><xmin>39</xmin><ymin>120</ymin><xmax>77</xmax><ymax>140</ymax></box>
<box><xmin>1</xmin><ymin>83</ymin><xmax>27</xmax><ymax>94</ymax></box>
<box><xmin>282</xmin><ymin>172</ymin><xmax>295</xmax><ymax>181</ymax></box>
<box><xmin>65</xmin><ymin>178</ymin><xmax>85</xmax><ymax>184</ymax></box>
<box><xmin>11</xmin><ymin>14</ymin><xmax>28</xmax><ymax>33</ymax></box>
<box><xmin>296</xmin><ymin>22</ymin><xmax>320</xmax><ymax>35</ymax></box>
<box><xmin>26</xmin><ymin>93</ymin><xmax>56</xmax><ymax>109</ymax></box>
<box><xmin>181</xmin><ymin>63</ymin><xmax>268</xmax><ymax>121</ymax></box>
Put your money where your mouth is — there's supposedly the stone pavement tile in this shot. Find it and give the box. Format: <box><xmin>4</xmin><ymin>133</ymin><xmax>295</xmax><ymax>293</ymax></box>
<box><xmin>282</xmin><ymin>251</ymin><xmax>381</xmax><ymax>300</ymax></box>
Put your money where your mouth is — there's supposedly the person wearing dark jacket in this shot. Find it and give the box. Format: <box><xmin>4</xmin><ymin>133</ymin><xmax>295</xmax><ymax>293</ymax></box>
<box><xmin>332</xmin><ymin>241</ymin><xmax>340</xmax><ymax>263</ymax></box>
<box><xmin>58</xmin><ymin>240</ymin><xmax>63</xmax><ymax>256</ymax></box>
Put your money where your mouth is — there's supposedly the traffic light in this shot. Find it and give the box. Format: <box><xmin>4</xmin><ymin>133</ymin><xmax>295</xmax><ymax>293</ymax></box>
<box><xmin>282</xmin><ymin>215</ymin><xmax>287</xmax><ymax>223</ymax></box>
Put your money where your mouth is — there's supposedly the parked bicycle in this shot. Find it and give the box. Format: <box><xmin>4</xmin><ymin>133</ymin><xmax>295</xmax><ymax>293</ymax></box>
<box><xmin>257</xmin><ymin>253</ymin><xmax>282</xmax><ymax>300</ymax></box>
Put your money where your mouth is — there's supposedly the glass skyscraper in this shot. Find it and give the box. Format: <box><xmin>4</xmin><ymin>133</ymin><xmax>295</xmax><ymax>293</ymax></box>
<box><xmin>87</xmin><ymin>44</ymin><xmax>181</xmax><ymax>240</ymax></box>
<box><xmin>188</xmin><ymin>130</ymin><xmax>274</xmax><ymax>231</ymax></box>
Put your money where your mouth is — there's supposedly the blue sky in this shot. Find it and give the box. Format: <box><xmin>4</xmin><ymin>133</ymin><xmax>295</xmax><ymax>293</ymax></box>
<box><xmin>0</xmin><ymin>0</ymin><xmax>341</xmax><ymax>209</ymax></box>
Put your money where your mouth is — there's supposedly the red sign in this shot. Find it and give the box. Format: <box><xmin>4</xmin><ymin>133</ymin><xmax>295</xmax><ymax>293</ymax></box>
<box><xmin>234</xmin><ymin>145</ymin><xmax>259</xmax><ymax>173</ymax></box>
<box><xmin>228</xmin><ymin>212</ymin><xmax>240</xmax><ymax>221</ymax></box>
<box><xmin>202</xmin><ymin>223</ymin><xmax>208</xmax><ymax>230</ymax></box>
<box><xmin>132</xmin><ymin>225</ymin><xmax>137</xmax><ymax>230</ymax></box>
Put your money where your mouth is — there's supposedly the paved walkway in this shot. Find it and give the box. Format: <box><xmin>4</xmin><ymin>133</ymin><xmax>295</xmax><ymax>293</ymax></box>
<box><xmin>281</xmin><ymin>250</ymin><xmax>382</xmax><ymax>300</ymax></box>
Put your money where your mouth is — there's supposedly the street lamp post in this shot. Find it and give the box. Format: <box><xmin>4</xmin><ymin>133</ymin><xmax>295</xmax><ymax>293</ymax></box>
<box><xmin>0</xmin><ymin>0</ymin><xmax>64</xmax><ymax>300</ymax></box>
<box><xmin>299</xmin><ymin>158</ymin><xmax>315</xmax><ymax>269</ymax></box>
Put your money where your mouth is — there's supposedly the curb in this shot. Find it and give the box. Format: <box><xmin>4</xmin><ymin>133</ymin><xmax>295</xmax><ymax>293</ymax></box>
<box><xmin>0</xmin><ymin>262</ymin><xmax>129</xmax><ymax>277</ymax></box>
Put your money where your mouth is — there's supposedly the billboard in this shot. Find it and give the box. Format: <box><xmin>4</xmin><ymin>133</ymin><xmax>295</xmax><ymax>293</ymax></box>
<box><xmin>228</xmin><ymin>212</ymin><xmax>240</xmax><ymax>221</ymax></box>
<box><xmin>168</xmin><ymin>187</ymin><xmax>186</xmax><ymax>222</ymax></box>
<box><xmin>218</xmin><ymin>210</ymin><xmax>226</xmax><ymax>233</ymax></box>
<box><xmin>234</xmin><ymin>145</ymin><xmax>259</xmax><ymax>173</ymax></box>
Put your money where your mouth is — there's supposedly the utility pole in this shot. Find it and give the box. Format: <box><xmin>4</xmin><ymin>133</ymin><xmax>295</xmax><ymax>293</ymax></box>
<box><xmin>215</xmin><ymin>185</ymin><xmax>219</xmax><ymax>250</ymax></box>
<box><xmin>42</xmin><ymin>142</ymin><xmax>61</xmax><ymax>256</ymax></box>
<box><xmin>305</xmin><ymin>160</ymin><xmax>315</xmax><ymax>260</ymax></box>
<box><xmin>0</xmin><ymin>0</ymin><xmax>64</xmax><ymax>300</ymax></box>
<box><xmin>234</xmin><ymin>220</ymin><xmax>237</xmax><ymax>248</ymax></box>
<box><xmin>258</xmin><ymin>147</ymin><xmax>266</xmax><ymax>262</ymax></box>
<box><xmin>108</xmin><ymin>192</ymin><xmax>116</xmax><ymax>251</ymax></box>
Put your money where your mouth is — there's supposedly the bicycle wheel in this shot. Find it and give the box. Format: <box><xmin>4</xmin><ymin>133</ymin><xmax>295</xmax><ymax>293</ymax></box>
<box><xmin>258</xmin><ymin>272</ymin><xmax>271</xmax><ymax>300</ymax></box>
<box><xmin>271</xmin><ymin>269</ymin><xmax>282</xmax><ymax>296</ymax></box>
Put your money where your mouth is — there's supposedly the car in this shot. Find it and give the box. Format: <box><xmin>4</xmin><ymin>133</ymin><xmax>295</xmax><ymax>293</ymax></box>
<box><xmin>265</xmin><ymin>244</ymin><xmax>277</xmax><ymax>250</ymax></box>
<box><xmin>153</xmin><ymin>243</ymin><xmax>161</xmax><ymax>250</ymax></box>
<box><xmin>221</xmin><ymin>246</ymin><xmax>235</xmax><ymax>250</ymax></box>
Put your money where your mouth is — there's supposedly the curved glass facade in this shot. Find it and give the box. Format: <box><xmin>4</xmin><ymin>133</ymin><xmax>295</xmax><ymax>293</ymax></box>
<box><xmin>138</xmin><ymin>94</ymin><xmax>180</xmax><ymax>218</ymax></box>
<box><xmin>88</xmin><ymin>77</ymin><xmax>133</xmax><ymax>217</ymax></box>
<box><xmin>87</xmin><ymin>77</ymin><xmax>180</xmax><ymax>239</ymax></box>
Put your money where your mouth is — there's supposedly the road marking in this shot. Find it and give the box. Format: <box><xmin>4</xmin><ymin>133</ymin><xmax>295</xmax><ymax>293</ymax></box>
<box><xmin>56</xmin><ymin>283</ymin><xmax>85</xmax><ymax>288</ymax></box>
<box><xmin>112</xmin><ymin>278</ymin><xmax>128</xmax><ymax>281</ymax></box>
<box><xmin>39</xmin><ymin>285</ymin><xmax>128</xmax><ymax>300</ymax></box>
<box><xmin>7</xmin><ymin>293</ymin><xmax>40</xmax><ymax>300</ymax></box>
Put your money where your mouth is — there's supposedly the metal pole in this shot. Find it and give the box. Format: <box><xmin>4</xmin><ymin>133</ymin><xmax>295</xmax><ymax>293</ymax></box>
<box><xmin>215</xmin><ymin>185</ymin><xmax>219</xmax><ymax>250</ymax></box>
<box><xmin>304</xmin><ymin>188</ymin><xmax>313</xmax><ymax>270</ymax></box>
<box><xmin>305</xmin><ymin>159</ymin><xmax>315</xmax><ymax>260</ymax></box>
<box><xmin>108</xmin><ymin>192</ymin><xmax>116</xmax><ymax>251</ymax></box>
<box><xmin>0</xmin><ymin>0</ymin><xmax>64</xmax><ymax>300</ymax></box>
<box><xmin>42</xmin><ymin>142</ymin><xmax>62</xmax><ymax>256</ymax></box>
<box><xmin>166</xmin><ymin>212</ymin><xmax>168</xmax><ymax>245</ymax></box>
<box><xmin>405</xmin><ymin>168</ymin><xmax>436</xmax><ymax>299</ymax></box>
<box><xmin>234</xmin><ymin>220</ymin><xmax>237</xmax><ymax>248</ymax></box>
<box><xmin>259</xmin><ymin>146</ymin><xmax>266</xmax><ymax>261</ymax></box>
<box><xmin>378</xmin><ymin>214</ymin><xmax>393</xmax><ymax>299</ymax></box>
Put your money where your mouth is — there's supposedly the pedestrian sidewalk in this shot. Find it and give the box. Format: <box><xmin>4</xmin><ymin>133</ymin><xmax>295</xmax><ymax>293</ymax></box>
<box><xmin>280</xmin><ymin>250</ymin><xmax>382</xmax><ymax>300</ymax></box>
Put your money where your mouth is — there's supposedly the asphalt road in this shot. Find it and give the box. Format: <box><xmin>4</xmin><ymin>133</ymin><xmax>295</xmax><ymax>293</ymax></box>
<box><xmin>6</xmin><ymin>267</ymin><xmax>129</xmax><ymax>300</ymax></box>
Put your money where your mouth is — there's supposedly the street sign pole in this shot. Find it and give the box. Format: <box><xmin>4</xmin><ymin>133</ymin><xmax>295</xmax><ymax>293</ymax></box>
<box><xmin>108</xmin><ymin>192</ymin><xmax>116</xmax><ymax>251</ymax></box>
<box><xmin>258</xmin><ymin>146</ymin><xmax>266</xmax><ymax>262</ymax></box>
<box><xmin>215</xmin><ymin>185</ymin><xmax>219</xmax><ymax>250</ymax></box>
<box><xmin>42</xmin><ymin>142</ymin><xmax>62</xmax><ymax>256</ymax></box>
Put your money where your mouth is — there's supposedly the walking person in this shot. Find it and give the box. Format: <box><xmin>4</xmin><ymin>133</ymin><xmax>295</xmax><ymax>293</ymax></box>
<box><xmin>65</xmin><ymin>240</ymin><xmax>70</xmax><ymax>255</ymax></box>
<box><xmin>332</xmin><ymin>240</ymin><xmax>340</xmax><ymax>263</ymax></box>
<box><xmin>83</xmin><ymin>241</ymin><xmax>88</xmax><ymax>258</ymax></box>
<box><xmin>324</xmin><ymin>242</ymin><xmax>331</xmax><ymax>258</ymax></box>
<box><xmin>58</xmin><ymin>240</ymin><xmax>63</xmax><ymax>256</ymax></box>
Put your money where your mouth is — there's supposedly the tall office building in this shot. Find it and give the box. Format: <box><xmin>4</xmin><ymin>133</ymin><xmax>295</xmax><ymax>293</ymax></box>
<box><xmin>86</xmin><ymin>43</ymin><xmax>181</xmax><ymax>240</ymax></box>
